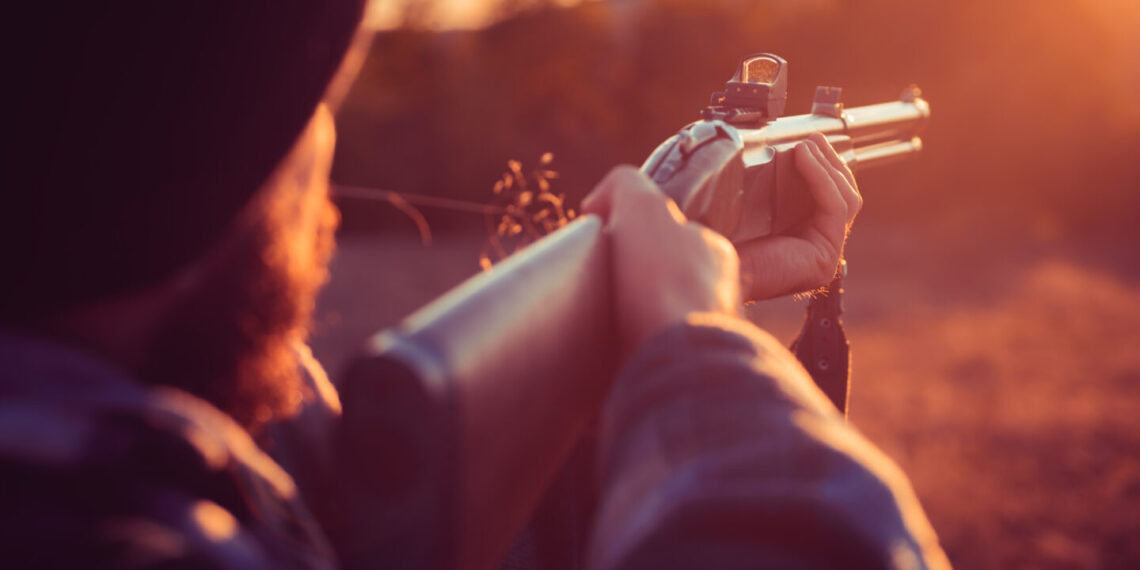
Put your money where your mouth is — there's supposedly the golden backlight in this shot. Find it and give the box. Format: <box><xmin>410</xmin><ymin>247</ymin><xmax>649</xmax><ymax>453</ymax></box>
<box><xmin>366</xmin><ymin>0</ymin><xmax>591</xmax><ymax>30</ymax></box>
<box><xmin>332</xmin><ymin>1</ymin><xmax>1140</xmax><ymax>568</ymax></box>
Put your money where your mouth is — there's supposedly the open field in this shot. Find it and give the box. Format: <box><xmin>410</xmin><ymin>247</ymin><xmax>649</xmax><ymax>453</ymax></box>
<box><xmin>310</xmin><ymin>228</ymin><xmax>1140</xmax><ymax>569</ymax></box>
<box><xmin>317</xmin><ymin>2</ymin><xmax>1140</xmax><ymax>567</ymax></box>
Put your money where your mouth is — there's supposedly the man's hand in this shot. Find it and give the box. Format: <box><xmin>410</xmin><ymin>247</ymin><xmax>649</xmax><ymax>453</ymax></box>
<box><xmin>738</xmin><ymin>133</ymin><xmax>863</xmax><ymax>300</ymax></box>
<box><xmin>581</xmin><ymin>133</ymin><xmax>860</xmax><ymax>348</ymax></box>
<box><xmin>582</xmin><ymin>166</ymin><xmax>741</xmax><ymax>350</ymax></box>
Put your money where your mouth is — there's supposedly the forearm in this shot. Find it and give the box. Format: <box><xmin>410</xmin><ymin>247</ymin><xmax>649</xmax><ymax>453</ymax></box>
<box><xmin>588</xmin><ymin>313</ymin><xmax>949</xmax><ymax>570</ymax></box>
<box><xmin>273</xmin><ymin>337</ymin><xmax>614</xmax><ymax>570</ymax></box>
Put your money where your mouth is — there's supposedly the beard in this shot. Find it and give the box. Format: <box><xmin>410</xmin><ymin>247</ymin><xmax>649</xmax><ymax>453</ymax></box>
<box><xmin>140</xmin><ymin>193</ymin><xmax>339</xmax><ymax>433</ymax></box>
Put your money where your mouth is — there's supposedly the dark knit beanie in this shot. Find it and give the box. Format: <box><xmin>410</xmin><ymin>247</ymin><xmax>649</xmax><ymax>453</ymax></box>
<box><xmin>1</xmin><ymin>1</ymin><xmax>365</xmax><ymax>322</ymax></box>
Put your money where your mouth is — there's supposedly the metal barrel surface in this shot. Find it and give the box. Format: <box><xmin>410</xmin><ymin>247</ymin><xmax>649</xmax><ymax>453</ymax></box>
<box><xmin>739</xmin><ymin>95</ymin><xmax>930</xmax><ymax>170</ymax></box>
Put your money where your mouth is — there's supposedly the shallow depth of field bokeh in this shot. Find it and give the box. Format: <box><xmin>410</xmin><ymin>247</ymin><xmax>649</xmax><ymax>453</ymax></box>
<box><xmin>310</xmin><ymin>1</ymin><xmax>1140</xmax><ymax>568</ymax></box>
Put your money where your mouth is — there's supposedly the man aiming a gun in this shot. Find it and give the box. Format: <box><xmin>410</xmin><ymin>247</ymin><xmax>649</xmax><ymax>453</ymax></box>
<box><xmin>1</xmin><ymin>2</ymin><xmax>948</xmax><ymax>569</ymax></box>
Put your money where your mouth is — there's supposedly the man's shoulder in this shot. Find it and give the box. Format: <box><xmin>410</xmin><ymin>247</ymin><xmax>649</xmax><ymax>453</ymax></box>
<box><xmin>0</xmin><ymin>335</ymin><xmax>335</xmax><ymax>569</ymax></box>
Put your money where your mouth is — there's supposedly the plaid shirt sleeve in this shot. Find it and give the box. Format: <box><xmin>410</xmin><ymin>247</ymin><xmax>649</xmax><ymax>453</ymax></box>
<box><xmin>0</xmin><ymin>386</ymin><xmax>336</xmax><ymax>569</ymax></box>
<box><xmin>587</xmin><ymin>313</ymin><xmax>951</xmax><ymax>570</ymax></box>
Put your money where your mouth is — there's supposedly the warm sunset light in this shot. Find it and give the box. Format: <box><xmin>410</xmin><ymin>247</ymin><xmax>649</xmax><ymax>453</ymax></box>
<box><xmin>325</xmin><ymin>2</ymin><xmax>1140</xmax><ymax>568</ymax></box>
<box><xmin>7</xmin><ymin>1</ymin><xmax>1138</xmax><ymax>569</ymax></box>
<box><xmin>365</xmin><ymin>0</ymin><xmax>594</xmax><ymax>30</ymax></box>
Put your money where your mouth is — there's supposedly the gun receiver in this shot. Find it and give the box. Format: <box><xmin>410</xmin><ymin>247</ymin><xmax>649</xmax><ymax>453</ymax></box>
<box><xmin>644</xmin><ymin>53</ymin><xmax>930</xmax><ymax>244</ymax></box>
<box><xmin>347</xmin><ymin>53</ymin><xmax>930</xmax><ymax>570</ymax></box>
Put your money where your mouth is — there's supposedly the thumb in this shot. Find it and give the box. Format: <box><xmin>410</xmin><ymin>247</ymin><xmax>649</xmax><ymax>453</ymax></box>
<box><xmin>582</xmin><ymin>165</ymin><xmax>664</xmax><ymax>222</ymax></box>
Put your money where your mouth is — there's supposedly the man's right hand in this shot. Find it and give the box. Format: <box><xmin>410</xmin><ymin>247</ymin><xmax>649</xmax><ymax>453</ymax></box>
<box><xmin>582</xmin><ymin>133</ymin><xmax>862</xmax><ymax>351</ymax></box>
<box><xmin>582</xmin><ymin>166</ymin><xmax>742</xmax><ymax>351</ymax></box>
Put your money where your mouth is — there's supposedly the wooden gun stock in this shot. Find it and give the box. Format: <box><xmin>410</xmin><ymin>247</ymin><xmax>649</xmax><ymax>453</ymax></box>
<box><xmin>356</xmin><ymin>216</ymin><xmax>614</xmax><ymax>570</ymax></box>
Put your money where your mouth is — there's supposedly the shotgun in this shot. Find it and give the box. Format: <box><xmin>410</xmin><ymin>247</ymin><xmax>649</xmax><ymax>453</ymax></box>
<box><xmin>344</xmin><ymin>53</ymin><xmax>930</xmax><ymax>570</ymax></box>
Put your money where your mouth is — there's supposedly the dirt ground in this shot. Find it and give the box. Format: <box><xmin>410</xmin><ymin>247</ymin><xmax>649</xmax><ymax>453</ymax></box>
<box><xmin>310</xmin><ymin>228</ymin><xmax>1140</xmax><ymax>569</ymax></box>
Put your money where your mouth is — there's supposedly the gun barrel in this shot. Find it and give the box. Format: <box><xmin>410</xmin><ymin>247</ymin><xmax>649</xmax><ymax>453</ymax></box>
<box><xmin>843</xmin><ymin>98</ymin><xmax>930</xmax><ymax>146</ymax></box>
<box><xmin>716</xmin><ymin>91</ymin><xmax>929</xmax><ymax>242</ymax></box>
<box><xmin>739</xmin><ymin>94</ymin><xmax>930</xmax><ymax>171</ymax></box>
<box><xmin>850</xmin><ymin>137</ymin><xmax>923</xmax><ymax>171</ymax></box>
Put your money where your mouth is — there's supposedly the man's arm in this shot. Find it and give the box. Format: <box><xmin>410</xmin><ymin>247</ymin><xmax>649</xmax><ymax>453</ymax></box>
<box><xmin>587</xmin><ymin>314</ymin><xmax>950</xmax><ymax>570</ymax></box>
<box><xmin>266</xmin><ymin>344</ymin><xmax>457</xmax><ymax>570</ymax></box>
<box><xmin>582</xmin><ymin>137</ymin><xmax>946</xmax><ymax>569</ymax></box>
<box><xmin>271</xmin><ymin>135</ymin><xmax>941</xmax><ymax>570</ymax></box>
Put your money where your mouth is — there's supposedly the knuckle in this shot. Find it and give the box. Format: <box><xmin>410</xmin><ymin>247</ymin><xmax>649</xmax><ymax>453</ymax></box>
<box><xmin>829</xmin><ymin>197</ymin><xmax>848</xmax><ymax>219</ymax></box>
<box><xmin>702</xmin><ymin>227</ymin><xmax>738</xmax><ymax>263</ymax></box>
<box><xmin>662</xmin><ymin>197</ymin><xmax>688</xmax><ymax>223</ymax></box>
<box><xmin>625</xmin><ymin>185</ymin><xmax>664</xmax><ymax>211</ymax></box>
<box><xmin>680</xmin><ymin>221</ymin><xmax>709</xmax><ymax>243</ymax></box>
<box><xmin>813</xmin><ymin>251</ymin><xmax>838</xmax><ymax>285</ymax></box>
<box><xmin>614</xmin><ymin>189</ymin><xmax>677</xmax><ymax>229</ymax></box>
<box><xmin>614</xmin><ymin>164</ymin><xmax>651</xmax><ymax>187</ymax></box>
<box><xmin>601</xmin><ymin>164</ymin><xmax>641</xmax><ymax>189</ymax></box>
<box><xmin>611</xmin><ymin>163</ymin><xmax>642</xmax><ymax>178</ymax></box>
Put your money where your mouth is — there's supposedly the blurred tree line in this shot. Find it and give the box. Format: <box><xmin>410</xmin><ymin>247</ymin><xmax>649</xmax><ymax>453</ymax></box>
<box><xmin>333</xmin><ymin>0</ymin><xmax>1140</xmax><ymax>254</ymax></box>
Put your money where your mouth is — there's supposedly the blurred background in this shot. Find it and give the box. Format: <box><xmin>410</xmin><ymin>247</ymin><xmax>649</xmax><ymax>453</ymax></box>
<box><xmin>310</xmin><ymin>1</ymin><xmax>1140</xmax><ymax>568</ymax></box>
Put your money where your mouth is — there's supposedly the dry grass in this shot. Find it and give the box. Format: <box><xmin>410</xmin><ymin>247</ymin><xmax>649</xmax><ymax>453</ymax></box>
<box><xmin>311</xmin><ymin>228</ymin><xmax>1140</xmax><ymax>569</ymax></box>
<box><xmin>846</xmin><ymin>253</ymin><xmax>1140</xmax><ymax>569</ymax></box>
<box><xmin>480</xmin><ymin>153</ymin><xmax>574</xmax><ymax>270</ymax></box>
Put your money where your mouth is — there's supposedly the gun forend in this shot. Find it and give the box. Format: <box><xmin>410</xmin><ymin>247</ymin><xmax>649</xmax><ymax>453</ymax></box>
<box><xmin>738</xmin><ymin>86</ymin><xmax>929</xmax><ymax>241</ymax></box>
<box><xmin>744</xmin><ymin>86</ymin><xmax>930</xmax><ymax>172</ymax></box>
